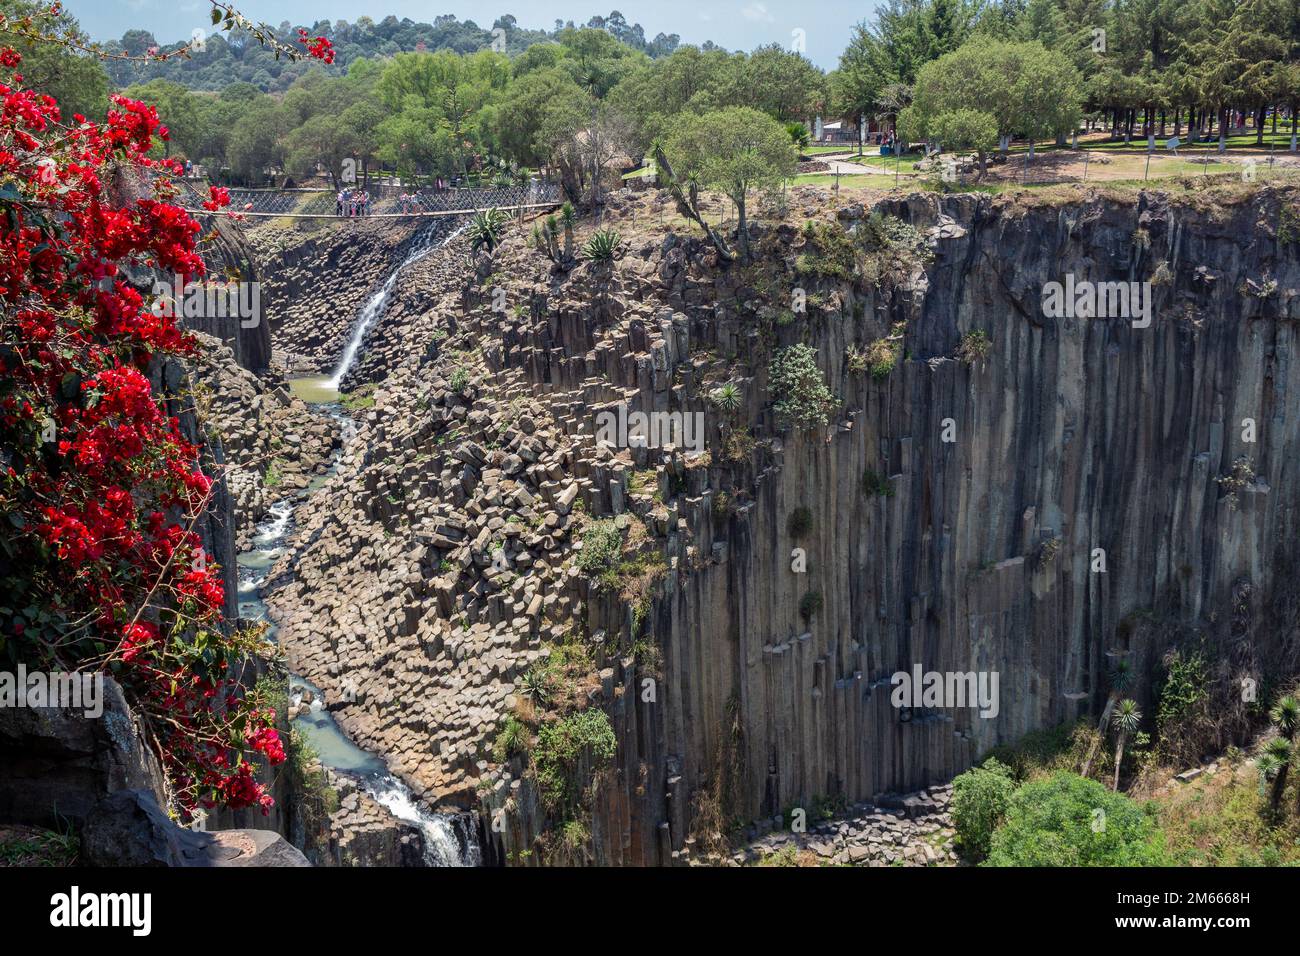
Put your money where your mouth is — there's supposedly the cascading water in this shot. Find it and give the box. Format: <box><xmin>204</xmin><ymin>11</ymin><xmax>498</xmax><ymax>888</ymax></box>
<box><xmin>364</xmin><ymin>777</ymin><xmax>481</xmax><ymax>867</ymax></box>
<box><xmin>237</xmin><ymin>218</ymin><xmax>478</xmax><ymax>866</ymax></box>
<box><xmin>326</xmin><ymin>222</ymin><xmax>468</xmax><ymax>388</ymax></box>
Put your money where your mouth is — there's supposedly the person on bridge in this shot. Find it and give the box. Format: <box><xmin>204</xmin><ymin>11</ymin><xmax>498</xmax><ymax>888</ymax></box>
<box><xmin>336</xmin><ymin>189</ymin><xmax>345</xmax><ymax>217</ymax></box>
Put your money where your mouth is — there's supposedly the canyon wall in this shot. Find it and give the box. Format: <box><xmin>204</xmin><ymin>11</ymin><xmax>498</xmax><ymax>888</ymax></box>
<box><xmin>482</xmin><ymin>186</ymin><xmax>1300</xmax><ymax>864</ymax></box>
<box><xmin>264</xmin><ymin>185</ymin><xmax>1300</xmax><ymax>865</ymax></box>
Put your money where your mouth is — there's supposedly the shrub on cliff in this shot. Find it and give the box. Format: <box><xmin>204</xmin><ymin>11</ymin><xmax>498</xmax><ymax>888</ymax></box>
<box><xmin>577</xmin><ymin>519</ymin><xmax>623</xmax><ymax>576</ymax></box>
<box><xmin>534</xmin><ymin>709</ymin><xmax>617</xmax><ymax>814</ymax></box>
<box><xmin>956</xmin><ymin>329</ymin><xmax>991</xmax><ymax>363</ymax></box>
<box><xmin>492</xmin><ymin>716</ymin><xmax>531</xmax><ymax>764</ymax></box>
<box><xmin>787</xmin><ymin>507</ymin><xmax>812</xmax><ymax>539</ymax></box>
<box><xmin>862</xmin><ymin>469</ymin><xmax>894</xmax><ymax>498</ymax></box>
<box><xmin>865</xmin><ymin>322</ymin><xmax>906</xmax><ymax>378</ymax></box>
<box><xmin>769</xmin><ymin>345</ymin><xmax>837</xmax><ymax>430</ymax></box>
<box><xmin>984</xmin><ymin>772</ymin><xmax>1172</xmax><ymax>866</ymax></box>
<box><xmin>951</xmin><ymin>758</ymin><xmax>1016</xmax><ymax>860</ymax></box>
<box><xmin>798</xmin><ymin>590</ymin><xmax>823</xmax><ymax>622</ymax></box>
<box><xmin>796</xmin><ymin>221</ymin><xmax>858</xmax><ymax>280</ymax></box>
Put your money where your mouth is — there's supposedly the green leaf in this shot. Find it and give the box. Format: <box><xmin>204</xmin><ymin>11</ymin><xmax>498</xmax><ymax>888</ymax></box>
<box><xmin>210</xmin><ymin>6</ymin><xmax>222</xmax><ymax>25</ymax></box>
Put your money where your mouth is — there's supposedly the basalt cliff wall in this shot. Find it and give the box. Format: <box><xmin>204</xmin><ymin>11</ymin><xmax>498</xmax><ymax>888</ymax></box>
<box><xmin>266</xmin><ymin>185</ymin><xmax>1300</xmax><ymax>866</ymax></box>
<box><xmin>484</xmin><ymin>186</ymin><xmax>1300</xmax><ymax>864</ymax></box>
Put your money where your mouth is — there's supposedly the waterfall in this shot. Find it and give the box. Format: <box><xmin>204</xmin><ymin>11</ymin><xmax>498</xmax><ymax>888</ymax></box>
<box><xmin>364</xmin><ymin>776</ymin><xmax>481</xmax><ymax>867</ymax></box>
<box><xmin>326</xmin><ymin>222</ymin><xmax>467</xmax><ymax>388</ymax></box>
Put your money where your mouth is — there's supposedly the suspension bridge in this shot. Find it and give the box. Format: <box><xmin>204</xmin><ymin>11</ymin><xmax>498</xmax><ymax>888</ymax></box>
<box><xmin>178</xmin><ymin>182</ymin><xmax>564</xmax><ymax>220</ymax></box>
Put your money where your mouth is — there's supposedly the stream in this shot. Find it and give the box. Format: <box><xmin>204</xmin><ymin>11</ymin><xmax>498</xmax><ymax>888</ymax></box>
<box><xmin>235</xmin><ymin>223</ymin><xmax>480</xmax><ymax>867</ymax></box>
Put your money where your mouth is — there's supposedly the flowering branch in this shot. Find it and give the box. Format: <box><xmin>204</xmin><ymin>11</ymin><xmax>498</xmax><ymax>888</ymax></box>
<box><xmin>0</xmin><ymin>2</ymin><xmax>334</xmax><ymax>67</ymax></box>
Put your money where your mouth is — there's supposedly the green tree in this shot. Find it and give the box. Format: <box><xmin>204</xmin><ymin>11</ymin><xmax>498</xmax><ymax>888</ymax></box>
<box><xmin>664</xmin><ymin>106</ymin><xmax>796</xmax><ymax>260</ymax></box>
<box><xmin>735</xmin><ymin>44</ymin><xmax>827</xmax><ymax>121</ymax></box>
<box><xmin>985</xmin><ymin>772</ymin><xmax>1172</xmax><ymax>866</ymax></box>
<box><xmin>477</xmin><ymin>66</ymin><xmax>587</xmax><ymax>169</ymax></box>
<box><xmin>928</xmin><ymin>108</ymin><xmax>999</xmax><ymax>176</ymax></box>
<box><xmin>120</xmin><ymin>80</ymin><xmax>200</xmax><ymax>159</ymax></box>
<box><xmin>897</xmin><ymin>36</ymin><xmax>1082</xmax><ymax>160</ymax></box>
<box><xmin>376</xmin><ymin>107</ymin><xmax>456</xmax><ymax>181</ymax></box>
<box><xmin>225</xmin><ymin>97</ymin><xmax>281</xmax><ymax>184</ymax></box>
<box><xmin>951</xmin><ymin>758</ymin><xmax>1017</xmax><ymax>859</ymax></box>
<box><xmin>0</xmin><ymin>0</ymin><xmax>108</xmax><ymax>120</ymax></box>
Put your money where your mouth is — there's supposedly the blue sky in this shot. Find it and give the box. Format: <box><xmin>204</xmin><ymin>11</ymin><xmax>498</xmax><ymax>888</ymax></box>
<box><xmin>64</xmin><ymin>1</ymin><xmax>873</xmax><ymax>69</ymax></box>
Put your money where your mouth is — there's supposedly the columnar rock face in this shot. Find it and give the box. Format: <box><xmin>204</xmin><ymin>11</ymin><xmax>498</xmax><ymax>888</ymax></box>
<box><xmin>0</xmin><ymin>677</ymin><xmax>167</xmax><ymax>828</ymax></box>
<box><xmin>258</xmin><ymin>184</ymin><xmax>1300</xmax><ymax>866</ymax></box>
<box><xmin>185</xmin><ymin>217</ymin><xmax>274</xmax><ymax>372</ymax></box>
<box><xmin>191</xmin><ymin>335</ymin><xmax>342</xmax><ymax>549</ymax></box>
<box><xmin>316</xmin><ymin>772</ymin><xmax>428</xmax><ymax>867</ymax></box>
<box><xmin>252</xmin><ymin>219</ymin><xmax>424</xmax><ymax>372</ymax></box>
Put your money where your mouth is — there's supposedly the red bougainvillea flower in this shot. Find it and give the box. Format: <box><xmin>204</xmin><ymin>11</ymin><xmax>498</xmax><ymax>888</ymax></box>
<box><xmin>0</xmin><ymin>43</ymin><xmax>281</xmax><ymax>817</ymax></box>
<box><xmin>296</xmin><ymin>29</ymin><xmax>335</xmax><ymax>64</ymax></box>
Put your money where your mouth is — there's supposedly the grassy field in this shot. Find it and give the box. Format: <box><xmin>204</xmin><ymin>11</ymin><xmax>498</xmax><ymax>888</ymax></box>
<box><xmin>1012</xmin><ymin>129</ymin><xmax>1300</xmax><ymax>156</ymax></box>
<box><xmin>787</xmin><ymin>172</ymin><xmax>909</xmax><ymax>188</ymax></box>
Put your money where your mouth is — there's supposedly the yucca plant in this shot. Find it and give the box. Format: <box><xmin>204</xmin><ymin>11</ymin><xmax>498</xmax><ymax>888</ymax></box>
<box><xmin>1271</xmin><ymin>695</ymin><xmax>1300</xmax><ymax>740</ymax></box>
<box><xmin>534</xmin><ymin>215</ymin><xmax>563</xmax><ymax>262</ymax></box>
<box><xmin>559</xmin><ymin>202</ymin><xmax>577</xmax><ymax>260</ymax></box>
<box><xmin>1111</xmin><ymin>699</ymin><xmax>1142</xmax><ymax>792</ymax></box>
<box><xmin>786</xmin><ymin>121</ymin><xmax>811</xmax><ymax>151</ymax></box>
<box><xmin>1267</xmin><ymin>694</ymin><xmax>1300</xmax><ymax>815</ymax></box>
<box><xmin>1259</xmin><ymin>736</ymin><xmax>1294</xmax><ymax>813</ymax></box>
<box><xmin>582</xmin><ymin>228</ymin><xmax>621</xmax><ymax>263</ymax></box>
<box><xmin>1108</xmin><ymin>659</ymin><xmax>1133</xmax><ymax>693</ymax></box>
<box><xmin>711</xmin><ymin>381</ymin><xmax>743</xmax><ymax>415</ymax></box>
<box><xmin>1083</xmin><ymin>657</ymin><xmax>1136</xmax><ymax>778</ymax></box>
<box><xmin>468</xmin><ymin>207</ymin><xmax>511</xmax><ymax>254</ymax></box>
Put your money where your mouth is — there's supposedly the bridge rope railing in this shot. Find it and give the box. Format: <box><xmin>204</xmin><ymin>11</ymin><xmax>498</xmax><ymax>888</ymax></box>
<box><xmin>180</xmin><ymin>201</ymin><xmax>563</xmax><ymax>220</ymax></box>
<box><xmin>212</xmin><ymin>183</ymin><xmax>563</xmax><ymax>217</ymax></box>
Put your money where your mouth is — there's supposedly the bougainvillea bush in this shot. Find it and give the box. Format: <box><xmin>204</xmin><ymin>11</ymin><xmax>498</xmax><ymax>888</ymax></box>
<box><xmin>0</xmin><ymin>22</ymin><xmax>330</xmax><ymax>817</ymax></box>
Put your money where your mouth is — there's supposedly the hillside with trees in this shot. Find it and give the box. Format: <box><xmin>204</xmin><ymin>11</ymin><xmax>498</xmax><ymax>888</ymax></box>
<box><xmin>100</xmin><ymin>11</ymin><xmax>684</xmax><ymax>92</ymax></box>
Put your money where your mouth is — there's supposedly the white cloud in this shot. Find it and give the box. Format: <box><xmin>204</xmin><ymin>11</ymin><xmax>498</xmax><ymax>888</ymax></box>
<box><xmin>741</xmin><ymin>3</ymin><xmax>775</xmax><ymax>23</ymax></box>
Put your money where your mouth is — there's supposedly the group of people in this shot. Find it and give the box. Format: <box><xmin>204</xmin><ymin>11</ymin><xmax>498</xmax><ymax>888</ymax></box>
<box><xmin>395</xmin><ymin>192</ymin><xmax>422</xmax><ymax>214</ymax></box>
<box><xmin>335</xmin><ymin>188</ymin><xmax>371</xmax><ymax>217</ymax></box>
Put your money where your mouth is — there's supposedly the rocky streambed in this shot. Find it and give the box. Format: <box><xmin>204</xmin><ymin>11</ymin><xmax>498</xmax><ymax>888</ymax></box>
<box><xmin>217</xmin><ymin>222</ymin><xmax>485</xmax><ymax>866</ymax></box>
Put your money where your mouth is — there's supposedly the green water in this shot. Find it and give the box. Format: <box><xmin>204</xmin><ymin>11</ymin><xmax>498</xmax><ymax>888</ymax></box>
<box><xmin>289</xmin><ymin>376</ymin><xmax>341</xmax><ymax>405</ymax></box>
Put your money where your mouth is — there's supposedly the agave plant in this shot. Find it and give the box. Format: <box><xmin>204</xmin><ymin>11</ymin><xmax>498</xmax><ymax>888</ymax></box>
<box><xmin>519</xmin><ymin>666</ymin><xmax>554</xmax><ymax>707</ymax></box>
<box><xmin>468</xmin><ymin>207</ymin><xmax>511</xmax><ymax>254</ymax></box>
<box><xmin>582</xmin><ymin>228</ymin><xmax>621</xmax><ymax>263</ymax></box>
<box><xmin>1111</xmin><ymin>699</ymin><xmax>1142</xmax><ymax>791</ymax></box>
